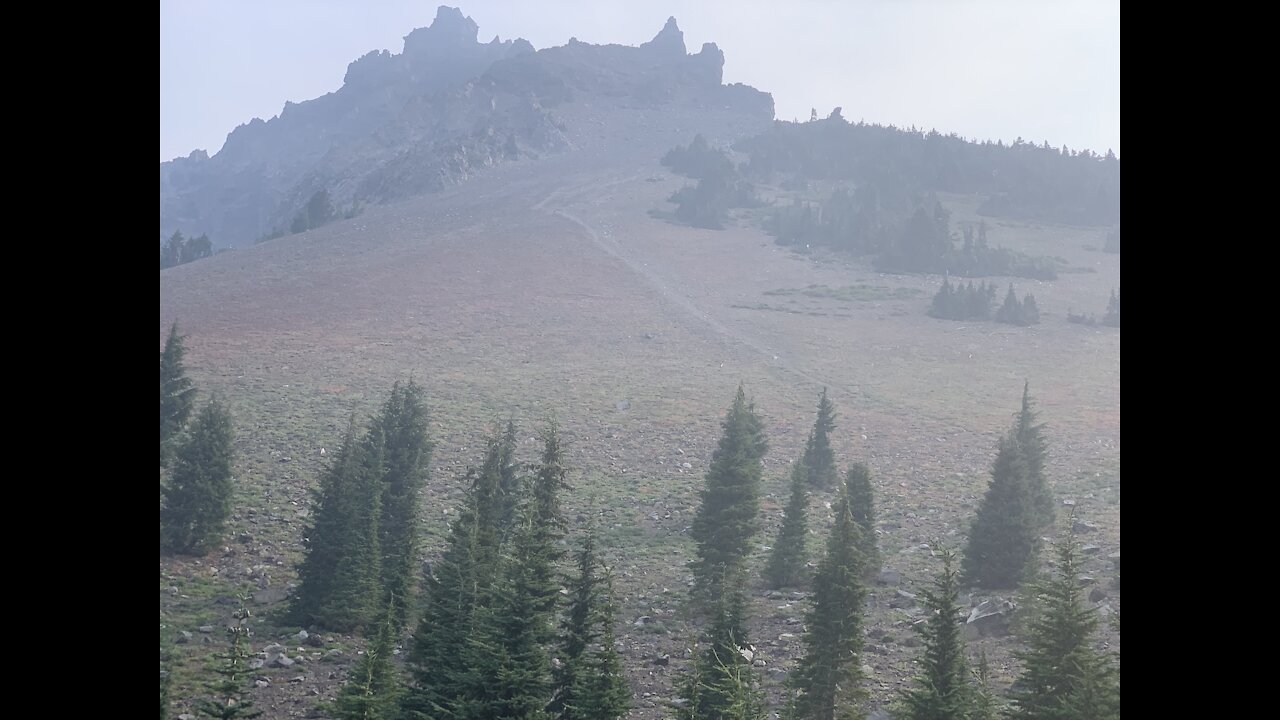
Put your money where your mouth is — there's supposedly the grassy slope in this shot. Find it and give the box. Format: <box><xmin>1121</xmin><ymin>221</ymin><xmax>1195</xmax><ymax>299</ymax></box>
<box><xmin>160</xmin><ymin>132</ymin><xmax>1119</xmax><ymax>718</ymax></box>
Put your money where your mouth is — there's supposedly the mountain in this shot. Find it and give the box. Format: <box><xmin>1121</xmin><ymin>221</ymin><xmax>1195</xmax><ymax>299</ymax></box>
<box><xmin>159</xmin><ymin>6</ymin><xmax>774</xmax><ymax>247</ymax></box>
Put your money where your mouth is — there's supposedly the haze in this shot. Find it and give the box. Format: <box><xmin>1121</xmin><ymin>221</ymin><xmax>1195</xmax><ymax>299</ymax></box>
<box><xmin>159</xmin><ymin>0</ymin><xmax>1119</xmax><ymax>163</ymax></box>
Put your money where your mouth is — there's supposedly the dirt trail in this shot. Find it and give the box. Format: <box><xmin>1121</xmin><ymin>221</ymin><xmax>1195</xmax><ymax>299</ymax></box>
<box><xmin>538</xmin><ymin>178</ymin><xmax>839</xmax><ymax>392</ymax></box>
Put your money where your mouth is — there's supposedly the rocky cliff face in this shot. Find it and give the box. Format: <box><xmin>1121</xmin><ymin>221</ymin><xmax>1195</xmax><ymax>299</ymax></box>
<box><xmin>159</xmin><ymin>6</ymin><xmax>774</xmax><ymax>247</ymax></box>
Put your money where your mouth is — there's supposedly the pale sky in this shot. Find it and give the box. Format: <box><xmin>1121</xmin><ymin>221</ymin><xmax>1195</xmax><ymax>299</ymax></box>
<box><xmin>159</xmin><ymin>0</ymin><xmax>1119</xmax><ymax>163</ymax></box>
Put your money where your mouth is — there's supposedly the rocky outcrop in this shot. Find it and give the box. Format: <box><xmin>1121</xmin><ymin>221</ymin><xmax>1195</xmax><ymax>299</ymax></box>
<box><xmin>159</xmin><ymin>8</ymin><xmax>774</xmax><ymax>247</ymax></box>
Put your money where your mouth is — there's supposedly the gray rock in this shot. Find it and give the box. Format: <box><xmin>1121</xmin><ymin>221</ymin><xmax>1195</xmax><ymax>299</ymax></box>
<box><xmin>263</xmin><ymin>643</ymin><xmax>286</xmax><ymax>655</ymax></box>
<box><xmin>253</xmin><ymin>587</ymin><xmax>290</xmax><ymax>605</ymax></box>
<box><xmin>876</xmin><ymin>569</ymin><xmax>901</xmax><ymax>586</ymax></box>
<box><xmin>176</xmin><ymin>631</ymin><xmax>193</xmax><ymax>644</ymax></box>
<box><xmin>255</xmin><ymin>680</ymin><xmax>270</xmax><ymax>688</ymax></box>
<box><xmin>1072</xmin><ymin>519</ymin><xmax>1099</xmax><ymax>533</ymax></box>
<box><xmin>633</xmin><ymin>616</ymin><xmax>653</xmax><ymax>626</ymax></box>
<box><xmin>965</xmin><ymin>598</ymin><xmax>1016</xmax><ymax>639</ymax></box>
<box><xmin>1089</xmin><ymin>587</ymin><xmax>1108</xmax><ymax>603</ymax></box>
<box><xmin>296</xmin><ymin>630</ymin><xmax>310</xmax><ymax>641</ymax></box>
<box><xmin>270</xmin><ymin>655</ymin><xmax>295</xmax><ymax>668</ymax></box>
<box><xmin>889</xmin><ymin>589</ymin><xmax>917</xmax><ymax>609</ymax></box>
<box><xmin>615</xmin><ymin>400</ymin><xmax>631</xmax><ymax>411</ymax></box>
<box><xmin>653</xmin><ymin>654</ymin><xmax>670</xmax><ymax>666</ymax></box>
<box><xmin>198</xmin><ymin>625</ymin><xmax>215</xmax><ymax>633</ymax></box>
<box><xmin>1082</xmin><ymin>544</ymin><xmax>1101</xmax><ymax>555</ymax></box>
<box><xmin>306</xmin><ymin>633</ymin><xmax>325</xmax><ymax>647</ymax></box>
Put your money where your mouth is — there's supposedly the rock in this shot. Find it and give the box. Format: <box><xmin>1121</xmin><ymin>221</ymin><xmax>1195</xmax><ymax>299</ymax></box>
<box><xmin>1082</xmin><ymin>544</ymin><xmax>1101</xmax><ymax>555</ymax></box>
<box><xmin>889</xmin><ymin>589</ymin><xmax>917</xmax><ymax>609</ymax></box>
<box><xmin>255</xmin><ymin>680</ymin><xmax>270</xmax><ymax>688</ymax></box>
<box><xmin>1072</xmin><ymin>519</ymin><xmax>1099</xmax><ymax>533</ymax></box>
<box><xmin>306</xmin><ymin>633</ymin><xmax>325</xmax><ymax>647</ymax></box>
<box><xmin>249</xmin><ymin>658</ymin><xmax>265</xmax><ymax>670</ymax></box>
<box><xmin>290</xmin><ymin>675</ymin><xmax>306</xmax><ymax>683</ymax></box>
<box><xmin>861</xmin><ymin>664</ymin><xmax>875</xmax><ymax>677</ymax></box>
<box><xmin>198</xmin><ymin>625</ymin><xmax>215</xmax><ymax>634</ymax></box>
<box><xmin>296</xmin><ymin>630</ymin><xmax>310</xmax><ymax>641</ymax></box>
<box><xmin>965</xmin><ymin>598</ymin><xmax>1016</xmax><ymax>639</ymax></box>
<box><xmin>237</xmin><ymin>532</ymin><xmax>253</xmax><ymax>544</ymax></box>
<box><xmin>1089</xmin><ymin>587</ymin><xmax>1108</xmax><ymax>603</ymax></box>
<box><xmin>263</xmin><ymin>643</ymin><xmax>286</xmax><ymax>655</ymax></box>
<box><xmin>176</xmin><ymin>631</ymin><xmax>193</xmax><ymax>644</ymax></box>
<box><xmin>253</xmin><ymin>587</ymin><xmax>290</xmax><ymax>605</ymax></box>
<box><xmin>1078</xmin><ymin>576</ymin><xmax>1097</xmax><ymax>587</ymax></box>
<box><xmin>876</xmin><ymin>569</ymin><xmax>901</xmax><ymax>586</ymax></box>
<box><xmin>615</xmin><ymin>400</ymin><xmax>630</xmax><ymax>411</ymax></box>
<box><xmin>682</xmin><ymin>462</ymin><xmax>692</xmax><ymax>469</ymax></box>
<box><xmin>167</xmin><ymin>585</ymin><xmax>180</xmax><ymax>596</ymax></box>
<box><xmin>653</xmin><ymin>654</ymin><xmax>670</xmax><ymax>666</ymax></box>
<box><xmin>270</xmin><ymin>655</ymin><xmax>295</xmax><ymax>668</ymax></box>
<box><xmin>633</xmin><ymin>616</ymin><xmax>653</xmax><ymax>627</ymax></box>
<box><xmin>178</xmin><ymin>715</ymin><xmax>196</xmax><ymax>720</ymax></box>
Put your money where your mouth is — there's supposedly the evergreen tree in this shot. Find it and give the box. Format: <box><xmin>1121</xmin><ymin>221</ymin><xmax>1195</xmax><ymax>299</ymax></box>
<box><xmin>961</xmin><ymin>431</ymin><xmax>1040</xmax><ymax>589</ymax></box>
<box><xmin>843</xmin><ymin>463</ymin><xmax>880</xmax><ymax>576</ymax></box>
<box><xmin>765</xmin><ymin>461</ymin><xmax>810</xmax><ymax>589</ymax></box>
<box><xmin>497</xmin><ymin>419</ymin><xmax>523</xmax><ymax>541</ymax></box>
<box><xmin>161</xmin><ymin>398</ymin><xmax>236</xmax><ymax>555</ymax></box>
<box><xmin>552</xmin><ymin>533</ymin><xmax>631</xmax><ymax>720</ymax></box>
<box><xmin>690</xmin><ymin>385</ymin><xmax>768</xmax><ymax>604</ymax></box>
<box><xmin>160</xmin><ymin>322</ymin><xmax>197</xmax><ymax>466</ymax></box>
<box><xmin>1009</xmin><ymin>529</ymin><xmax>1119</xmax><ymax>720</ymax></box>
<box><xmin>1015</xmin><ymin>383</ymin><xmax>1054</xmax><ymax>528</ymax></box>
<box><xmin>290</xmin><ymin>418</ymin><xmax>384</xmax><ymax>632</ymax></box>
<box><xmin>971</xmin><ymin>652</ymin><xmax>1001</xmax><ymax>720</ymax></box>
<box><xmin>788</xmin><ymin>498</ymin><xmax>869</xmax><ymax>720</ymax></box>
<box><xmin>402</xmin><ymin>436</ymin><xmax>506</xmax><ymax>719</ymax></box>
<box><xmin>676</xmin><ymin>569</ymin><xmax>766</xmax><ymax>720</ymax></box>
<box><xmin>896</xmin><ymin>546</ymin><xmax>974</xmax><ymax>720</ymax></box>
<box><xmin>1102</xmin><ymin>288</ymin><xmax>1120</xmax><ymax>327</ymax></box>
<box><xmin>996</xmin><ymin>285</ymin><xmax>1022</xmax><ymax>324</ymax></box>
<box><xmin>332</xmin><ymin>599</ymin><xmax>402</xmax><ymax>720</ymax></box>
<box><xmin>803</xmin><ymin>389</ymin><xmax>838</xmax><ymax>489</ymax></box>
<box><xmin>195</xmin><ymin>601</ymin><xmax>262</xmax><ymax>719</ymax></box>
<box><xmin>1020</xmin><ymin>294</ymin><xmax>1040</xmax><ymax>325</ymax></box>
<box><xmin>467</xmin><ymin>424</ymin><xmax>570</xmax><ymax>720</ymax></box>
<box><xmin>372</xmin><ymin>381</ymin><xmax>432</xmax><ymax>630</ymax></box>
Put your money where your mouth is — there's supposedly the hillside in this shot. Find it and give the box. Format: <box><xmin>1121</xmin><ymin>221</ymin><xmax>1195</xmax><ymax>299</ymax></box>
<box><xmin>160</xmin><ymin>8</ymin><xmax>1119</xmax><ymax>720</ymax></box>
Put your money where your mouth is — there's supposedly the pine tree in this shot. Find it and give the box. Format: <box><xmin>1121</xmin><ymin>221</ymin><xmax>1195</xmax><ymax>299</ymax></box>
<box><xmin>970</xmin><ymin>652</ymin><xmax>1001</xmax><ymax>720</ymax></box>
<box><xmin>803</xmin><ymin>389</ymin><xmax>838</xmax><ymax>489</ymax></box>
<box><xmin>765</xmin><ymin>461</ymin><xmax>810</xmax><ymax>589</ymax></box>
<box><xmin>1020</xmin><ymin>294</ymin><xmax>1040</xmax><ymax>325</ymax></box>
<box><xmin>402</xmin><ymin>436</ymin><xmax>506</xmax><ymax>719</ymax></box>
<box><xmin>1015</xmin><ymin>383</ymin><xmax>1054</xmax><ymax>528</ymax></box>
<box><xmin>160</xmin><ymin>322</ymin><xmax>197</xmax><ymax>467</ymax></box>
<box><xmin>676</xmin><ymin>570</ymin><xmax>765</xmax><ymax>720</ymax></box>
<box><xmin>690</xmin><ymin>385</ymin><xmax>768</xmax><ymax>604</ymax></box>
<box><xmin>961</xmin><ymin>431</ymin><xmax>1040</xmax><ymax>589</ymax></box>
<box><xmin>497</xmin><ymin>419</ymin><xmax>523</xmax><ymax>541</ymax></box>
<box><xmin>161</xmin><ymin>398</ymin><xmax>236</xmax><ymax>555</ymax></box>
<box><xmin>552</xmin><ymin>533</ymin><xmax>631</xmax><ymax>720</ymax></box>
<box><xmin>290</xmin><ymin>419</ymin><xmax>384</xmax><ymax>632</ymax></box>
<box><xmin>996</xmin><ymin>285</ymin><xmax>1021</xmax><ymax>324</ymax></box>
<box><xmin>788</xmin><ymin>498</ymin><xmax>868</xmax><ymax>720</ymax></box>
<box><xmin>1009</xmin><ymin>529</ymin><xmax>1119</xmax><ymax>720</ymax></box>
<box><xmin>372</xmin><ymin>381</ymin><xmax>432</xmax><ymax>630</ymax></box>
<box><xmin>467</xmin><ymin>424</ymin><xmax>570</xmax><ymax>720</ymax></box>
<box><xmin>195</xmin><ymin>601</ymin><xmax>262</xmax><ymax>719</ymax></box>
<box><xmin>843</xmin><ymin>463</ymin><xmax>880</xmax><ymax>576</ymax></box>
<box><xmin>1102</xmin><ymin>288</ymin><xmax>1120</xmax><ymax>327</ymax></box>
<box><xmin>332</xmin><ymin>598</ymin><xmax>402</xmax><ymax>720</ymax></box>
<box><xmin>896</xmin><ymin>546</ymin><xmax>974</xmax><ymax>720</ymax></box>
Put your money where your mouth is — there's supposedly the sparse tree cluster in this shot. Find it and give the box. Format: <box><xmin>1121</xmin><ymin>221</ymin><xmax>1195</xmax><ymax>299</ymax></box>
<box><xmin>995</xmin><ymin>285</ymin><xmax>1040</xmax><ymax>326</ymax></box>
<box><xmin>291</xmin><ymin>189</ymin><xmax>336</xmax><ymax>234</ymax></box>
<box><xmin>161</xmin><ymin>229</ymin><xmax>214</xmax><ymax>269</ymax></box>
<box><xmin>928</xmin><ymin>277</ymin><xmax>997</xmax><ymax>321</ymax></box>
<box><xmin>290</xmin><ymin>381</ymin><xmax>433</xmax><ymax>633</ymax></box>
<box><xmin>400</xmin><ymin>423</ymin><xmax>628</xmax><ymax>720</ymax></box>
<box><xmin>160</xmin><ymin>323</ymin><xmax>239</xmax><ymax>556</ymax></box>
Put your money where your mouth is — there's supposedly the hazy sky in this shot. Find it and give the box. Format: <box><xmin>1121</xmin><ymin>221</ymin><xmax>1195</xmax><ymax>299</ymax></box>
<box><xmin>159</xmin><ymin>1</ymin><xmax>1119</xmax><ymax>163</ymax></box>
